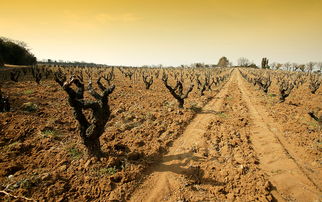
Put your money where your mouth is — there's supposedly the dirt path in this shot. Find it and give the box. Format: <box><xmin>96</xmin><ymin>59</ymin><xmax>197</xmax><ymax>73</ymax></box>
<box><xmin>129</xmin><ymin>75</ymin><xmax>232</xmax><ymax>202</ymax></box>
<box><xmin>237</xmin><ymin>70</ymin><xmax>321</xmax><ymax>201</ymax></box>
<box><xmin>129</xmin><ymin>70</ymin><xmax>321</xmax><ymax>201</ymax></box>
<box><xmin>130</xmin><ymin>71</ymin><xmax>273</xmax><ymax>201</ymax></box>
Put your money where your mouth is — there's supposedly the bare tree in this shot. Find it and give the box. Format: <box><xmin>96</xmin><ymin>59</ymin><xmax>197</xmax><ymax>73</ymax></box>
<box><xmin>269</xmin><ymin>62</ymin><xmax>276</xmax><ymax>70</ymax></box>
<box><xmin>275</xmin><ymin>63</ymin><xmax>283</xmax><ymax>70</ymax></box>
<box><xmin>291</xmin><ymin>63</ymin><xmax>298</xmax><ymax>71</ymax></box>
<box><xmin>278</xmin><ymin>80</ymin><xmax>294</xmax><ymax>102</ymax></box>
<box><xmin>10</xmin><ymin>70</ymin><xmax>21</xmax><ymax>82</ymax></box>
<box><xmin>142</xmin><ymin>73</ymin><xmax>153</xmax><ymax>89</ymax></box>
<box><xmin>284</xmin><ymin>62</ymin><xmax>291</xmax><ymax>71</ymax></box>
<box><xmin>317</xmin><ymin>62</ymin><xmax>322</xmax><ymax>72</ymax></box>
<box><xmin>309</xmin><ymin>75</ymin><xmax>321</xmax><ymax>94</ymax></box>
<box><xmin>102</xmin><ymin>68</ymin><xmax>115</xmax><ymax>85</ymax></box>
<box><xmin>192</xmin><ymin>63</ymin><xmax>205</xmax><ymax>68</ymax></box>
<box><xmin>162</xmin><ymin>73</ymin><xmax>194</xmax><ymax>108</ymax></box>
<box><xmin>54</xmin><ymin>72</ymin><xmax>115</xmax><ymax>157</ymax></box>
<box><xmin>31</xmin><ymin>67</ymin><xmax>42</xmax><ymax>84</ymax></box>
<box><xmin>0</xmin><ymin>88</ymin><xmax>10</xmax><ymax>112</ymax></box>
<box><xmin>261</xmin><ymin>58</ymin><xmax>269</xmax><ymax>69</ymax></box>
<box><xmin>255</xmin><ymin>74</ymin><xmax>272</xmax><ymax>93</ymax></box>
<box><xmin>237</xmin><ymin>57</ymin><xmax>250</xmax><ymax>67</ymax></box>
<box><xmin>196</xmin><ymin>75</ymin><xmax>208</xmax><ymax>96</ymax></box>
<box><xmin>306</xmin><ymin>62</ymin><xmax>316</xmax><ymax>73</ymax></box>
<box><xmin>298</xmin><ymin>64</ymin><xmax>306</xmax><ymax>72</ymax></box>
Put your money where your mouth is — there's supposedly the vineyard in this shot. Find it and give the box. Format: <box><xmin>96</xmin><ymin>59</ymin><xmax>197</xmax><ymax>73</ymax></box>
<box><xmin>0</xmin><ymin>66</ymin><xmax>321</xmax><ymax>201</ymax></box>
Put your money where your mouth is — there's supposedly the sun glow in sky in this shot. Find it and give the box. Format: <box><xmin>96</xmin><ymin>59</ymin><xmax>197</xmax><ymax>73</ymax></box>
<box><xmin>1</xmin><ymin>0</ymin><xmax>322</xmax><ymax>66</ymax></box>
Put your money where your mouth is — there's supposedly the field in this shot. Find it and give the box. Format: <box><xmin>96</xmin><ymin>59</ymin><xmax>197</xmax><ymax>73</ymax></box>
<box><xmin>0</xmin><ymin>66</ymin><xmax>321</xmax><ymax>201</ymax></box>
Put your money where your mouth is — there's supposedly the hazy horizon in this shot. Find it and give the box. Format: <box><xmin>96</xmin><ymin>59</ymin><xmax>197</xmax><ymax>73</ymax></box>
<box><xmin>1</xmin><ymin>0</ymin><xmax>322</xmax><ymax>66</ymax></box>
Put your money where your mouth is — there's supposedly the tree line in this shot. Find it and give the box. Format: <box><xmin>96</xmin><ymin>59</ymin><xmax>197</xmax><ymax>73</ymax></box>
<box><xmin>0</xmin><ymin>37</ymin><xmax>37</xmax><ymax>66</ymax></box>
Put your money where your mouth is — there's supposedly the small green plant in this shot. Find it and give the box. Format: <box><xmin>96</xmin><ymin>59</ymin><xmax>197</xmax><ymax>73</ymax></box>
<box><xmin>217</xmin><ymin>111</ymin><xmax>228</xmax><ymax>118</ymax></box>
<box><xmin>8</xmin><ymin>141</ymin><xmax>20</xmax><ymax>148</ymax></box>
<box><xmin>41</xmin><ymin>129</ymin><xmax>62</xmax><ymax>139</ymax></box>
<box><xmin>19</xmin><ymin>176</ymin><xmax>40</xmax><ymax>189</ymax></box>
<box><xmin>3</xmin><ymin>141</ymin><xmax>20</xmax><ymax>152</ymax></box>
<box><xmin>68</xmin><ymin>146</ymin><xmax>83</xmax><ymax>159</ymax></box>
<box><xmin>23</xmin><ymin>90</ymin><xmax>34</xmax><ymax>95</ymax></box>
<box><xmin>99</xmin><ymin>166</ymin><xmax>117</xmax><ymax>176</ymax></box>
<box><xmin>307</xmin><ymin>121</ymin><xmax>320</xmax><ymax>130</ymax></box>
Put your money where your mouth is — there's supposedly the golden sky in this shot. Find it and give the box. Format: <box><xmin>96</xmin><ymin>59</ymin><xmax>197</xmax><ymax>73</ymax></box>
<box><xmin>1</xmin><ymin>0</ymin><xmax>321</xmax><ymax>66</ymax></box>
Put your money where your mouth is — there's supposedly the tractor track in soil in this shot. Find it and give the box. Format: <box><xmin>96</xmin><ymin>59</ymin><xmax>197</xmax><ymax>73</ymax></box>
<box><xmin>237</xmin><ymin>71</ymin><xmax>321</xmax><ymax>201</ymax></box>
<box><xmin>129</xmin><ymin>70</ymin><xmax>321</xmax><ymax>202</ymax></box>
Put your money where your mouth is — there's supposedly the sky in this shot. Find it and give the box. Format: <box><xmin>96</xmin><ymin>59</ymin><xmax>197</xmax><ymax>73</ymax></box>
<box><xmin>1</xmin><ymin>0</ymin><xmax>321</xmax><ymax>66</ymax></box>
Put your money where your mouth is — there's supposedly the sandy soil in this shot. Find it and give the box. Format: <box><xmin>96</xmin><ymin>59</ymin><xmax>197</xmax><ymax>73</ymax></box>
<box><xmin>0</xmin><ymin>68</ymin><xmax>321</xmax><ymax>201</ymax></box>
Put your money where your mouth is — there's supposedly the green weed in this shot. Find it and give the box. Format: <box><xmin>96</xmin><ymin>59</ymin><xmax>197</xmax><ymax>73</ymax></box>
<box><xmin>23</xmin><ymin>90</ymin><xmax>34</xmax><ymax>95</ymax></box>
<box><xmin>217</xmin><ymin>111</ymin><xmax>228</xmax><ymax>118</ymax></box>
<box><xmin>98</xmin><ymin>166</ymin><xmax>117</xmax><ymax>176</ymax></box>
<box><xmin>68</xmin><ymin>147</ymin><xmax>83</xmax><ymax>159</ymax></box>
<box><xmin>41</xmin><ymin>129</ymin><xmax>62</xmax><ymax>140</ymax></box>
<box><xmin>268</xmin><ymin>93</ymin><xmax>277</xmax><ymax>97</ymax></box>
